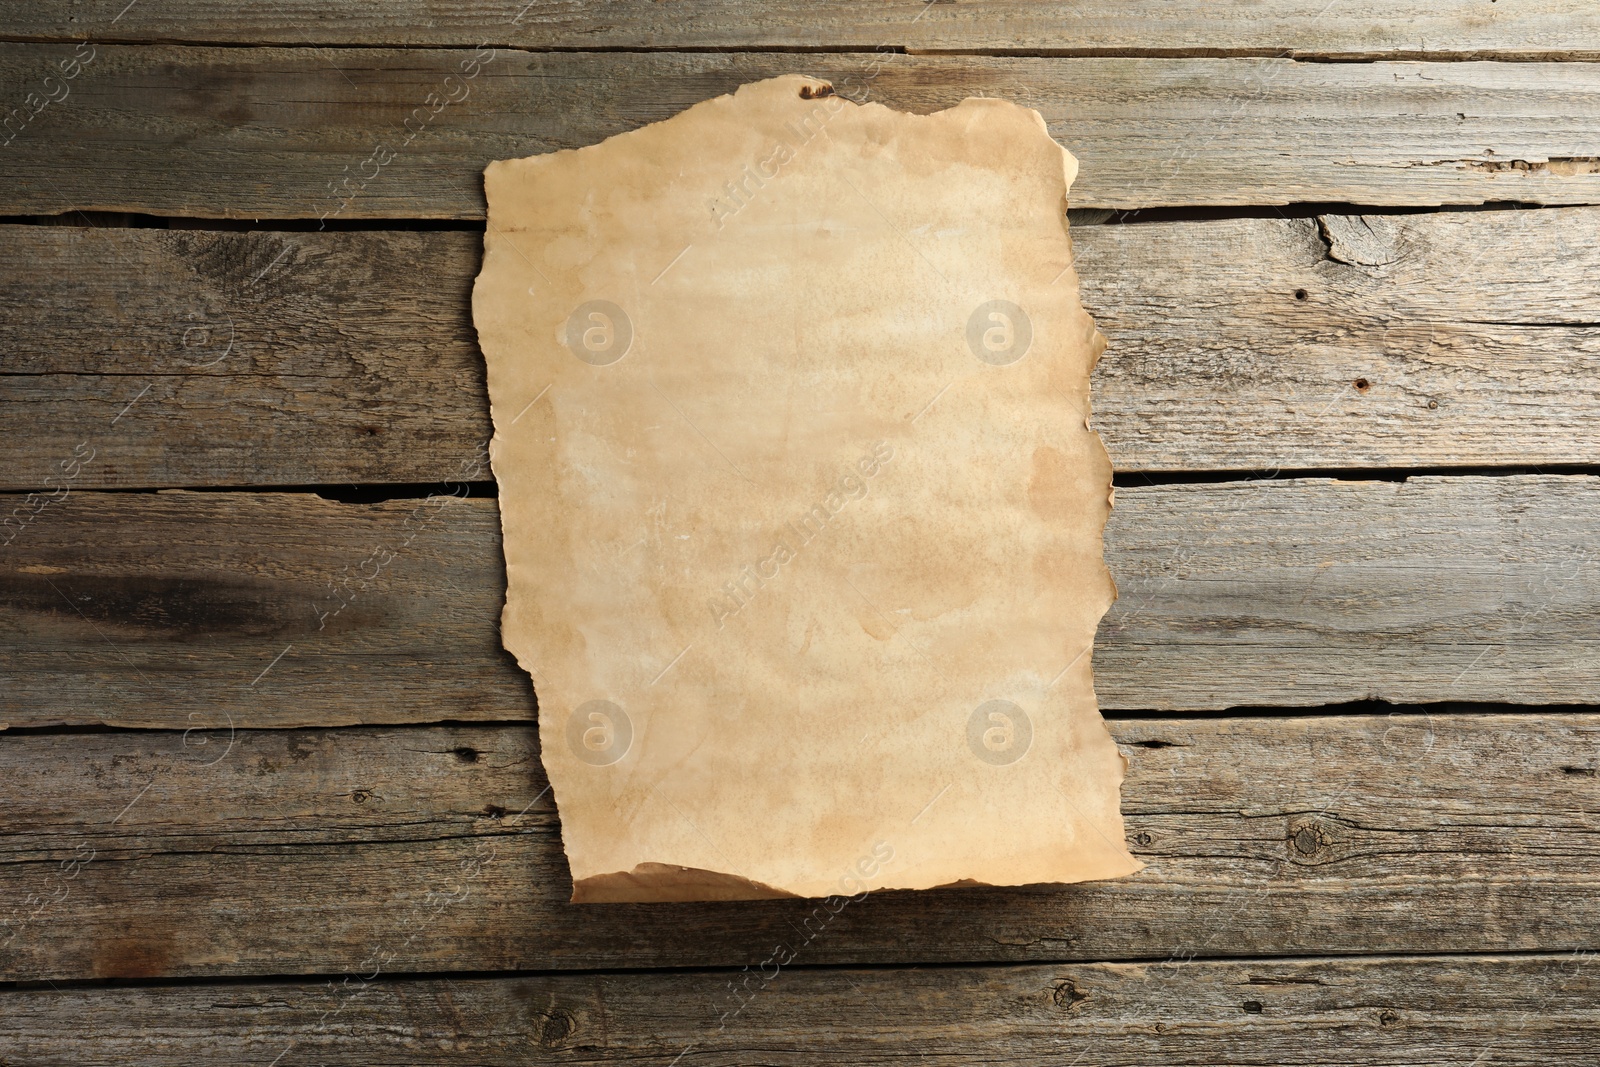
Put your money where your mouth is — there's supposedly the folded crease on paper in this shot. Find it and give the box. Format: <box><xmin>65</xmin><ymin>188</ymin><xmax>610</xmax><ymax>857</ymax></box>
<box><xmin>472</xmin><ymin>74</ymin><xmax>1141</xmax><ymax>903</ymax></box>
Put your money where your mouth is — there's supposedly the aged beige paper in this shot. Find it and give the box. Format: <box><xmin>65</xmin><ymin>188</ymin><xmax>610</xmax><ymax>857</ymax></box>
<box><xmin>474</xmin><ymin>74</ymin><xmax>1140</xmax><ymax>902</ymax></box>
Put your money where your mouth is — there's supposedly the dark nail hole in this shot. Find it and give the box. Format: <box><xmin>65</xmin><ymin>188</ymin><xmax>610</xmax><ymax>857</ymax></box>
<box><xmin>799</xmin><ymin>84</ymin><xmax>835</xmax><ymax>99</ymax></box>
<box><xmin>1353</xmin><ymin>378</ymin><xmax>1371</xmax><ymax>392</ymax></box>
<box><xmin>453</xmin><ymin>746</ymin><xmax>480</xmax><ymax>764</ymax></box>
<box><xmin>1427</xmin><ymin>399</ymin><xmax>1439</xmax><ymax>409</ymax></box>
<box><xmin>1243</xmin><ymin>1000</ymin><xmax>1264</xmax><ymax>1014</ymax></box>
<box><xmin>482</xmin><ymin>804</ymin><xmax>507</xmax><ymax>819</ymax></box>
<box><xmin>1135</xmin><ymin>831</ymin><xmax>1154</xmax><ymax>847</ymax></box>
<box><xmin>1293</xmin><ymin>288</ymin><xmax>1308</xmax><ymax>301</ymax></box>
<box><xmin>1562</xmin><ymin>765</ymin><xmax>1598</xmax><ymax>776</ymax></box>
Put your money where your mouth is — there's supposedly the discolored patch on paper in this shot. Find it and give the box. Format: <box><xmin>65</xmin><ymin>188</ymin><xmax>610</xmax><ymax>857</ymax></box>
<box><xmin>473</xmin><ymin>74</ymin><xmax>1140</xmax><ymax>901</ymax></box>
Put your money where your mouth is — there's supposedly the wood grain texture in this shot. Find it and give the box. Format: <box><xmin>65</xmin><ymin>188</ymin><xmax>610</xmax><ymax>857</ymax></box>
<box><xmin>4</xmin><ymin>952</ymin><xmax>1600</xmax><ymax>1061</ymax></box>
<box><xmin>7</xmin><ymin>208</ymin><xmax>1600</xmax><ymax>488</ymax></box>
<box><xmin>5</xmin><ymin>0</ymin><xmax>1600</xmax><ymax>57</ymax></box>
<box><xmin>1085</xmin><ymin>207</ymin><xmax>1600</xmax><ymax>473</ymax></box>
<box><xmin>0</xmin><ymin>226</ymin><xmax>481</xmax><ymax>489</ymax></box>
<box><xmin>5</xmin><ymin>47</ymin><xmax>1600</xmax><ymax>217</ymax></box>
<box><xmin>0</xmin><ymin>490</ymin><xmax>524</xmax><ymax>730</ymax></box>
<box><xmin>3</xmin><ymin>476</ymin><xmax>1597</xmax><ymax>729</ymax></box>
<box><xmin>2</xmin><ymin>714</ymin><xmax>1597</xmax><ymax>980</ymax></box>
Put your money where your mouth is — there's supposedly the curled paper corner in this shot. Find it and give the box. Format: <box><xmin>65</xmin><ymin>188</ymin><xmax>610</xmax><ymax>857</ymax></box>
<box><xmin>475</xmin><ymin>74</ymin><xmax>1141</xmax><ymax>902</ymax></box>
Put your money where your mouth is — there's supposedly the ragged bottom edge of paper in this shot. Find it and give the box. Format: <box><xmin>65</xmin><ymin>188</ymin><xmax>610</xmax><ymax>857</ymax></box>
<box><xmin>570</xmin><ymin>864</ymin><xmax>1145</xmax><ymax>904</ymax></box>
<box><xmin>573</xmin><ymin>863</ymin><xmax>800</xmax><ymax>903</ymax></box>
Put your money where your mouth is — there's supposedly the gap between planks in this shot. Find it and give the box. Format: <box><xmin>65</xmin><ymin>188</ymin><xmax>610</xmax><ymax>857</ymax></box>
<box><xmin>4</xmin><ymin>48</ymin><xmax>1600</xmax><ymax>217</ymax></box>
<box><xmin>1</xmin><ymin>715</ymin><xmax>1597</xmax><ymax>980</ymax></box>
<box><xmin>4</xmin><ymin>0</ymin><xmax>1600</xmax><ymax>58</ymax></box>
<box><xmin>5</xmin><ymin>207</ymin><xmax>1600</xmax><ymax>485</ymax></box>
<box><xmin>4</xmin><ymin>953</ymin><xmax>1600</xmax><ymax>1063</ymax></box>
<box><xmin>3</xmin><ymin>476</ymin><xmax>1600</xmax><ymax>723</ymax></box>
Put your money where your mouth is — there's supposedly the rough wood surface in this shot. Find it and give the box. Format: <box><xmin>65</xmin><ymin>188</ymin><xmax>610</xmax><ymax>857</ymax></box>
<box><xmin>3</xmin><ymin>2</ymin><xmax>1595</xmax><ymax>1055</ymax></box>
<box><xmin>5</xmin><ymin>47</ymin><xmax>1600</xmax><ymax>217</ymax></box>
<box><xmin>3</xmin><ymin>476</ymin><xmax>1597</xmax><ymax>729</ymax></box>
<box><xmin>4</xmin><ymin>953</ymin><xmax>1600</xmax><ymax>1062</ymax></box>
<box><xmin>5</xmin><ymin>0</ymin><xmax>1599</xmax><ymax>57</ymax></box>
<box><xmin>7</xmin><ymin>208</ymin><xmax>1600</xmax><ymax>489</ymax></box>
<box><xmin>1</xmin><ymin>490</ymin><xmax>520</xmax><ymax>730</ymax></box>
<box><xmin>2</xmin><ymin>714</ymin><xmax>1597</xmax><ymax>980</ymax></box>
<box><xmin>0</xmin><ymin>226</ymin><xmax>480</xmax><ymax>489</ymax></box>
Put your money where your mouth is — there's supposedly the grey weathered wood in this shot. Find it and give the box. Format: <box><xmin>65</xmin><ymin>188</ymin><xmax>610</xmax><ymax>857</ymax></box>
<box><xmin>5</xmin><ymin>0</ymin><xmax>1600</xmax><ymax>56</ymax></box>
<box><xmin>1085</xmin><ymin>207</ymin><xmax>1600</xmax><ymax>472</ymax></box>
<box><xmin>3</xmin><ymin>476</ymin><xmax>1597</xmax><ymax>729</ymax></box>
<box><xmin>8</xmin><ymin>208</ymin><xmax>1600</xmax><ymax>488</ymax></box>
<box><xmin>1</xmin><ymin>714</ymin><xmax>1596</xmax><ymax>980</ymax></box>
<box><xmin>5</xmin><ymin>47</ymin><xmax>1600</xmax><ymax>217</ymax></box>
<box><xmin>0</xmin><ymin>226</ymin><xmax>482</xmax><ymax>489</ymax></box>
<box><xmin>1</xmin><ymin>490</ymin><xmax>521</xmax><ymax>730</ymax></box>
<box><xmin>4</xmin><ymin>953</ymin><xmax>1599</xmax><ymax>1061</ymax></box>
<box><xmin>1104</xmin><ymin>474</ymin><xmax>1600</xmax><ymax>709</ymax></box>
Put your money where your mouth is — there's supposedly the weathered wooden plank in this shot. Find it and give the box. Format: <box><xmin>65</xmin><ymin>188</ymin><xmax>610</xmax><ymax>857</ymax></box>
<box><xmin>5</xmin><ymin>47</ymin><xmax>1600</xmax><ymax>217</ymax></box>
<box><xmin>7</xmin><ymin>208</ymin><xmax>1600</xmax><ymax>488</ymax></box>
<box><xmin>1085</xmin><ymin>208</ymin><xmax>1600</xmax><ymax>472</ymax></box>
<box><xmin>4</xmin><ymin>0</ymin><xmax>1598</xmax><ymax>58</ymax></box>
<box><xmin>2</xmin><ymin>476</ymin><xmax>1597</xmax><ymax>728</ymax></box>
<box><xmin>0</xmin><ymin>490</ymin><xmax>518</xmax><ymax>730</ymax></box>
<box><xmin>4</xmin><ymin>953</ymin><xmax>1600</xmax><ymax>1062</ymax></box>
<box><xmin>1</xmin><ymin>714</ymin><xmax>1597</xmax><ymax>980</ymax></box>
<box><xmin>0</xmin><ymin>226</ymin><xmax>480</xmax><ymax>489</ymax></box>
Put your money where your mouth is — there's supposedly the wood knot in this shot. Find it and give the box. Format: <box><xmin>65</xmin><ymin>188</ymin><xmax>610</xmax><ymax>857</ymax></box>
<box><xmin>1379</xmin><ymin>1008</ymin><xmax>1400</xmax><ymax>1026</ymax></box>
<box><xmin>534</xmin><ymin>1007</ymin><xmax>577</xmax><ymax>1048</ymax></box>
<box><xmin>1318</xmin><ymin>214</ymin><xmax>1402</xmax><ymax>267</ymax></box>
<box><xmin>1052</xmin><ymin>978</ymin><xmax>1089</xmax><ymax>1010</ymax></box>
<box><xmin>453</xmin><ymin>746</ymin><xmax>480</xmax><ymax>763</ymax></box>
<box><xmin>1287</xmin><ymin>817</ymin><xmax>1334</xmax><ymax>862</ymax></box>
<box><xmin>1242</xmin><ymin>1000</ymin><xmax>1264</xmax><ymax>1014</ymax></box>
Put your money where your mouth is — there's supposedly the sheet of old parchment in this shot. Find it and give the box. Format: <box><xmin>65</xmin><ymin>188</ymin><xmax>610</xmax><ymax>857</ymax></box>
<box><xmin>474</xmin><ymin>74</ymin><xmax>1140</xmax><ymax>902</ymax></box>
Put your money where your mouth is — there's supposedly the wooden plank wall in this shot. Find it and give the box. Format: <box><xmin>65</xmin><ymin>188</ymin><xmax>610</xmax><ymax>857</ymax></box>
<box><xmin>3</xmin><ymin>3</ymin><xmax>1600</xmax><ymax>1062</ymax></box>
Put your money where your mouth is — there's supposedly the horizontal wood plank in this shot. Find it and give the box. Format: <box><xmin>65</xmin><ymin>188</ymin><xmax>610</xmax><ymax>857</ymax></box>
<box><xmin>5</xmin><ymin>47</ymin><xmax>1600</xmax><ymax>217</ymax></box>
<box><xmin>2</xmin><ymin>476</ymin><xmax>1597</xmax><ymax>729</ymax></box>
<box><xmin>1</xmin><ymin>714</ymin><xmax>1597</xmax><ymax>979</ymax></box>
<box><xmin>0</xmin><ymin>225</ymin><xmax>480</xmax><ymax>489</ymax></box>
<box><xmin>7</xmin><ymin>208</ymin><xmax>1600</xmax><ymax>487</ymax></box>
<box><xmin>5</xmin><ymin>0</ymin><xmax>1600</xmax><ymax>57</ymax></box>
<box><xmin>3</xmin><ymin>953</ymin><xmax>1599</xmax><ymax>1061</ymax></box>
